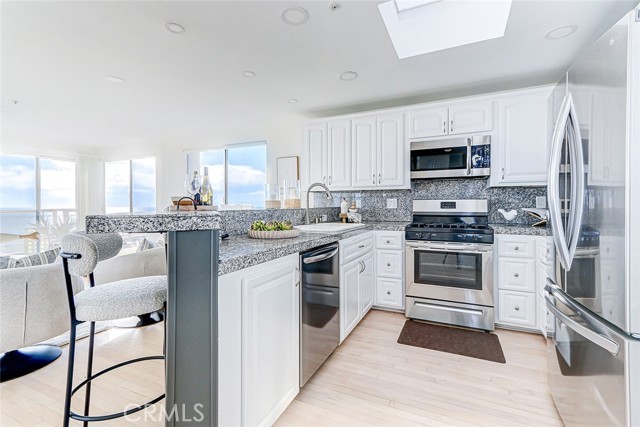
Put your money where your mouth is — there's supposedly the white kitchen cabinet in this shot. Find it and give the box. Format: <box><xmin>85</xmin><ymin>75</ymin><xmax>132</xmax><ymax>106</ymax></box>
<box><xmin>492</xmin><ymin>87</ymin><xmax>553</xmax><ymax>187</ymax></box>
<box><xmin>219</xmin><ymin>254</ymin><xmax>300</xmax><ymax>427</ymax></box>
<box><xmin>306</xmin><ymin>123</ymin><xmax>328</xmax><ymax>186</ymax></box>
<box><xmin>448</xmin><ymin>100</ymin><xmax>493</xmax><ymax>135</ymax></box>
<box><xmin>327</xmin><ymin>119</ymin><xmax>352</xmax><ymax>188</ymax></box>
<box><xmin>498</xmin><ymin>290</ymin><xmax>537</xmax><ymax>328</ymax></box>
<box><xmin>536</xmin><ymin>237</ymin><xmax>555</xmax><ymax>338</ymax></box>
<box><xmin>351</xmin><ymin>116</ymin><xmax>377</xmax><ymax>187</ymax></box>
<box><xmin>495</xmin><ymin>234</ymin><xmax>547</xmax><ymax>332</ymax></box>
<box><xmin>360</xmin><ymin>253</ymin><xmax>374</xmax><ymax>315</ymax></box>
<box><xmin>373</xmin><ymin>231</ymin><xmax>405</xmax><ymax>310</ymax></box>
<box><xmin>408</xmin><ymin>106</ymin><xmax>448</xmax><ymax>139</ymax></box>
<box><xmin>339</xmin><ymin>233</ymin><xmax>375</xmax><ymax>342</ymax></box>
<box><xmin>377</xmin><ymin>112</ymin><xmax>406</xmax><ymax>187</ymax></box>
<box><xmin>407</xmin><ymin>101</ymin><xmax>492</xmax><ymax>139</ymax></box>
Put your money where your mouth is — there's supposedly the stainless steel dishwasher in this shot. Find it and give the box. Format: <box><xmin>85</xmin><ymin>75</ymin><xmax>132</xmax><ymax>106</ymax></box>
<box><xmin>300</xmin><ymin>243</ymin><xmax>340</xmax><ymax>387</ymax></box>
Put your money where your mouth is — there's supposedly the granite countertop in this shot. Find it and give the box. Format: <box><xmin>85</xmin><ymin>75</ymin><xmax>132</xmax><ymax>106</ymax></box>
<box><xmin>86</xmin><ymin>211</ymin><xmax>222</xmax><ymax>233</ymax></box>
<box><xmin>490</xmin><ymin>223</ymin><xmax>551</xmax><ymax>236</ymax></box>
<box><xmin>219</xmin><ymin>222</ymin><xmax>409</xmax><ymax>275</ymax></box>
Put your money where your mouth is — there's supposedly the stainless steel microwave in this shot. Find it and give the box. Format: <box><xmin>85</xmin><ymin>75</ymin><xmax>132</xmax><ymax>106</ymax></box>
<box><xmin>410</xmin><ymin>135</ymin><xmax>491</xmax><ymax>179</ymax></box>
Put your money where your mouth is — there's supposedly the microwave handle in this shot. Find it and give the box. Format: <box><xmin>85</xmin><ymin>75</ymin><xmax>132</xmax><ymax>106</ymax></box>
<box><xmin>466</xmin><ymin>137</ymin><xmax>472</xmax><ymax>175</ymax></box>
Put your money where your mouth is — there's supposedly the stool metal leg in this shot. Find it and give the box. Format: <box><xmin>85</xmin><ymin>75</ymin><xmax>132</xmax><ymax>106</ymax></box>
<box><xmin>82</xmin><ymin>321</ymin><xmax>96</xmax><ymax>427</ymax></box>
<box><xmin>63</xmin><ymin>324</ymin><xmax>77</xmax><ymax>427</ymax></box>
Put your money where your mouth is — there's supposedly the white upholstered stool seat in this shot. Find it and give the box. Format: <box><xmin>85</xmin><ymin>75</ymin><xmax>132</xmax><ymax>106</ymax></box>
<box><xmin>74</xmin><ymin>275</ymin><xmax>167</xmax><ymax>322</ymax></box>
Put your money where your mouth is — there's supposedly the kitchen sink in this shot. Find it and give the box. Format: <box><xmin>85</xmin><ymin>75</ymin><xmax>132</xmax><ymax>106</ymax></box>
<box><xmin>295</xmin><ymin>223</ymin><xmax>367</xmax><ymax>234</ymax></box>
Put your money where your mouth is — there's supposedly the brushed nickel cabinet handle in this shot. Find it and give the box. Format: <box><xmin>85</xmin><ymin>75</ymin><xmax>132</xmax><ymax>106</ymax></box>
<box><xmin>329</xmin><ymin>176</ymin><xmax>332</xmax><ymax>185</ymax></box>
<box><xmin>378</xmin><ymin>174</ymin><xmax>381</xmax><ymax>184</ymax></box>
<box><xmin>387</xmin><ymin>290</ymin><xmax>391</xmax><ymax>295</ymax></box>
<box><xmin>373</xmin><ymin>174</ymin><xmax>375</xmax><ymax>184</ymax></box>
<box><xmin>450</xmin><ymin>120</ymin><xmax>454</xmax><ymax>133</ymax></box>
<box><xmin>358</xmin><ymin>244</ymin><xmax>365</xmax><ymax>248</ymax></box>
<box><xmin>515</xmin><ymin>306</ymin><xmax>520</xmax><ymax>311</ymax></box>
<box><xmin>514</xmin><ymin>246</ymin><xmax>519</xmax><ymax>251</ymax></box>
<box><xmin>386</xmin><ymin>240</ymin><xmax>390</xmax><ymax>244</ymax></box>
<box><xmin>443</xmin><ymin>121</ymin><xmax>446</xmax><ymax>133</ymax></box>
<box><xmin>387</xmin><ymin>263</ymin><xmax>391</xmax><ymax>267</ymax></box>
<box><xmin>501</xmin><ymin>168</ymin><xmax>505</xmax><ymax>180</ymax></box>
<box><xmin>514</xmin><ymin>273</ymin><xmax>520</xmax><ymax>278</ymax></box>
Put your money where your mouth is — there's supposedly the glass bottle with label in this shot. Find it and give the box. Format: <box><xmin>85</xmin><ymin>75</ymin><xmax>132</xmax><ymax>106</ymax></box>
<box><xmin>200</xmin><ymin>167</ymin><xmax>214</xmax><ymax>206</ymax></box>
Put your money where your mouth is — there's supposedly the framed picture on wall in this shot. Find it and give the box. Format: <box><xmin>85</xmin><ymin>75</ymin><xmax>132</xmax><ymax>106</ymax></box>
<box><xmin>276</xmin><ymin>156</ymin><xmax>299</xmax><ymax>186</ymax></box>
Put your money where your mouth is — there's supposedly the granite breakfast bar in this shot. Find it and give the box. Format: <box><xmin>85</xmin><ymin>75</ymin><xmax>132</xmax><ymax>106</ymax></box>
<box><xmin>86</xmin><ymin>212</ymin><xmax>222</xmax><ymax>427</ymax></box>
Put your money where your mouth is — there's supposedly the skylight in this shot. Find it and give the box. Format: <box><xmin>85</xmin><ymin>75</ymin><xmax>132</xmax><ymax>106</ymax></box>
<box><xmin>379</xmin><ymin>0</ymin><xmax>513</xmax><ymax>59</ymax></box>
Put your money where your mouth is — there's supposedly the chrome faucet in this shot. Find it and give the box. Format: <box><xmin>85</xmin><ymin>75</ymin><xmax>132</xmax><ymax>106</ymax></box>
<box><xmin>305</xmin><ymin>182</ymin><xmax>332</xmax><ymax>225</ymax></box>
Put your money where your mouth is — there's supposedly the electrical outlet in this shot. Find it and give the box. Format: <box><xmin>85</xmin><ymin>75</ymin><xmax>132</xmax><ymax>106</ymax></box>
<box><xmin>321</xmin><ymin>214</ymin><xmax>327</xmax><ymax>222</ymax></box>
<box><xmin>536</xmin><ymin>196</ymin><xmax>547</xmax><ymax>209</ymax></box>
<box><xmin>387</xmin><ymin>198</ymin><xmax>398</xmax><ymax>209</ymax></box>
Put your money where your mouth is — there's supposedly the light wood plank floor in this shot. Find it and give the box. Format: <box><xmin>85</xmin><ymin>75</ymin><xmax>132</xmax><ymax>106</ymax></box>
<box><xmin>0</xmin><ymin>310</ymin><xmax>562</xmax><ymax>427</ymax></box>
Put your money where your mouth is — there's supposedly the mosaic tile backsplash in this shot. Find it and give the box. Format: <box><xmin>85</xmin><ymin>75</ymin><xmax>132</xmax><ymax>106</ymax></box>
<box><xmin>313</xmin><ymin>178</ymin><xmax>547</xmax><ymax>225</ymax></box>
<box><xmin>219</xmin><ymin>207</ymin><xmax>340</xmax><ymax>235</ymax></box>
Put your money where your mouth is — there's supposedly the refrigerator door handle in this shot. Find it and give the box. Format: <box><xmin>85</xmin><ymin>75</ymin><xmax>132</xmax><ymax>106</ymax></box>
<box><xmin>544</xmin><ymin>292</ymin><xmax>620</xmax><ymax>355</ymax></box>
<box><xmin>548</xmin><ymin>94</ymin><xmax>572</xmax><ymax>270</ymax></box>
<box><xmin>566</xmin><ymin>95</ymin><xmax>586</xmax><ymax>265</ymax></box>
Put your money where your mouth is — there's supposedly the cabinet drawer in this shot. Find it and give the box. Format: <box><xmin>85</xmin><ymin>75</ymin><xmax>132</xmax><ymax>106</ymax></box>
<box><xmin>498</xmin><ymin>290</ymin><xmax>536</xmax><ymax>328</ymax></box>
<box><xmin>376</xmin><ymin>231</ymin><xmax>403</xmax><ymax>250</ymax></box>
<box><xmin>340</xmin><ymin>233</ymin><xmax>374</xmax><ymax>265</ymax></box>
<box><xmin>497</xmin><ymin>235</ymin><xmax>536</xmax><ymax>258</ymax></box>
<box><xmin>498</xmin><ymin>258</ymin><xmax>535</xmax><ymax>292</ymax></box>
<box><xmin>376</xmin><ymin>250</ymin><xmax>403</xmax><ymax>278</ymax></box>
<box><xmin>375</xmin><ymin>278</ymin><xmax>403</xmax><ymax>308</ymax></box>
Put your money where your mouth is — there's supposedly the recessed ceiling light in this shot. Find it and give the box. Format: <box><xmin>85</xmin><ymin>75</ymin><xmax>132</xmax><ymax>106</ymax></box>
<box><xmin>281</xmin><ymin>7</ymin><xmax>309</xmax><ymax>25</ymax></box>
<box><xmin>165</xmin><ymin>22</ymin><xmax>186</xmax><ymax>34</ymax></box>
<box><xmin>104</xmin><ymin>75</ymin><xmax>125</xmax><ymax>83</ymax></box>
<box><xmin>242</xmin><ymin>71</ymin><xmax>256</xmax><ymax>78</ymax></box>
<box><xmin>339</xmin><ymin>71</ymin><xmax>358</xmax><ymax>81</ymax></box>
<box><xmin>10</xmin><ymin>99</ymin><xmax>19</xmax><ymax>105</ymax></box>
<box><xmin>545</xmin><ymin>25</ymin><xmax>578</xmax><ymax>40</ymax></box>
<box><xmin>288</xmin><ymin>98</ymin><xmax>298</xmax><ymax>104</ymax></box>
<box><xmin>329</xmin><ymin>3</ymin><xmax>341</xmax><ymax>11</ymax></box>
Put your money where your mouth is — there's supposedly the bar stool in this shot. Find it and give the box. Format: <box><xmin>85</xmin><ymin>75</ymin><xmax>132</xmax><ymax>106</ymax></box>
<box><xmin>60</xmin><ymin>232</ymin><xmax>166</xmax><ymax>427</ymax></box>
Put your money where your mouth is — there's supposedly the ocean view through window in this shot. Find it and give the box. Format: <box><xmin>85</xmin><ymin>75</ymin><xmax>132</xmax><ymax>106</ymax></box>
<box><xmin>0</xmin><ymin>155</ymin><xmax>76</xmax><ymax>255</ymax></box>
<box><xmin>105</xmin><ymin>158</ymin><xmax>156</xmax><ymax>214</ymax></box>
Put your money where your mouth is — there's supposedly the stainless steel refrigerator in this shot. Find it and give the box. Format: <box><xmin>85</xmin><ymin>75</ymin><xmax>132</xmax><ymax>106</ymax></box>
<box><xmin>545</xmin><ymin>8</ymin><xmax>640</xmax><ymax>427</ymax></box>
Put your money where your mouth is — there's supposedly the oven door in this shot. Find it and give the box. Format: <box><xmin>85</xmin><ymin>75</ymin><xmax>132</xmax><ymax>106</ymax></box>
<box><xmin>406</xmin><ymin>242</ymin><xmax>494</xmax><ymax>307</ymax></box>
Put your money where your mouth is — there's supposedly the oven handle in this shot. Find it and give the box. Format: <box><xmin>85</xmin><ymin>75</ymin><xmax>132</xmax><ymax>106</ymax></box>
<box><xmin>406</xmin><ymin>243</ymin><xmax>493</xmax><ymax>254</ymax></box>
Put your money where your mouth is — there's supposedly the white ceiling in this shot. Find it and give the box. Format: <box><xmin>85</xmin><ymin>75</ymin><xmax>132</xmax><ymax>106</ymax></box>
<box><xmin>1</xmin><ymin>0</ymin><xmax>637</xmax><ymax>149</ymax></box>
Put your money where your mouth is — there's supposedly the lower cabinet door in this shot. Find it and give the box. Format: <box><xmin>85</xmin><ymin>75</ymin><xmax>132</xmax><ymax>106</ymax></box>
<box><xmin>241</xmin><ymin>256</ymin><xmax>300</xmax><ymax>427</ymax></box>
<box><xmin>375</xmin><ymin>277</ymin><xmax>404</xmax><ymax>309</ymax></box>
<box><xmin>341</xmin><ymin>259</ymin><xmax>361</xmax><ymax>342</ymax></box>
<box><xmin>498</xmin><ymin>290</ymin><xmax>536</xmax><ymax>328</ymax></box>
<box><xmin>360</xmin><ymin>253</ymin><xmax>374</xmax><ymax>315</ymax></box>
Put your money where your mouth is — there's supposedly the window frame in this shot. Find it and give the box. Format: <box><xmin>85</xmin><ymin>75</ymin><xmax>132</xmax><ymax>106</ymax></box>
<box><xmin>187</xmin><ymin>141</ymin><xmax>267</xmax><ymax>206</ymax></box>
<box><xmin>104</xmin><ymin>157</ymin><xmax>157</xmax><ymax>214</ymax></box>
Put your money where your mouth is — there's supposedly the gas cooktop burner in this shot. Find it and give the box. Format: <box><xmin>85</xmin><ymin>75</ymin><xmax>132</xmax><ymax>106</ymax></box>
<box><xmin>406</xmin><ymin>200</ymin><xmax>494</xmax><ymax>244</ymax></box>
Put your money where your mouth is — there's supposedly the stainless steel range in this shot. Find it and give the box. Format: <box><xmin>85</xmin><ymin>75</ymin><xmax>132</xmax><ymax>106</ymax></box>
<box><xmin>405</xmin><ymin>199</ymin><xmax>495</xmax><ymax>331</ymax></box>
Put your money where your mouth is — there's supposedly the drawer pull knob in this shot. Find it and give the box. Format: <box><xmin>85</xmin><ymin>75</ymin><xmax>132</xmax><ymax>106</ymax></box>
<box><xmin>514</xmin><ymin>273</ymin><xmax>519</xmax><ymax>278</ymax></box>
<box><xmin>515</xmin><ymin>306</ymin><xmax>520</xmax><ymax>311</ymax></box>
<box><xmin>386</xmin><ymin>240</ymin><xmax>391</xmax><ymax>244</ymax></box>
<box><xmin>387</xmin><ymin>263</ymin><xmax>391</xmax><ymax>267</ymax></box>
<box><xmin>358</xmin><ymin>244</ymin><xmax>365</xmax><ymax>248</ymax></box>
<box><xmin>514</xmin><ymin>246</ymin><xmax>519</xmax><ymax>251</ymax></box>
<box><xmin>387</xmin><ymin>291</ymin><xmax>391</xmax><ymax>295</ymax></box>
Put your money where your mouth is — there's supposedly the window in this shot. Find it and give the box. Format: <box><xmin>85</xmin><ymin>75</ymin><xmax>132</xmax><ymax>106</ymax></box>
<box><xmin>188</xmin><ymin>142</ymin><xmax>266</xmax><ymax>208</ymax></box>
<box><xmin>0</xmin><ymin>155</ymin><xmax>76</xmax><ymax>255</ymax></box>
<box><xmin>105</xmin><ymin>158</ymin><xmax>156</xmax><ymax>214</ymax></box>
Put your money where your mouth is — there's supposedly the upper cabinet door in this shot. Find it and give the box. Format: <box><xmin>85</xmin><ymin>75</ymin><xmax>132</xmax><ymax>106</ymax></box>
<box><xmin>351</xmin><ymin>116</ymin><xmax>377</xmax><ymax>188</ymax></box>
<box><xmin>448</xmin><ymin>100</ymin><xmax>493</xmax><ymax>135</ymax></box>
<box><xmin>494</xmin><ymin>90</ymin><xmax>550</xmax><ymax>186</ymax></box>
<box><xmin>408</xmin><ymin>106</ymin><xmax>448</xmax><ymax>139</ymax></box>
<box><xmin>327</xmin><ymin>119</ymin><xmax>351</xmax><ymax>189</ymax></box>
<box><xmin>377</xmin><ymin>112</ymin><xmax>406</xmax><ymax>187</ymax></box>
<box><xmin>306</xmin><ymin>123</ymin><xmax>328</xmax><ymax>186</ymax></box>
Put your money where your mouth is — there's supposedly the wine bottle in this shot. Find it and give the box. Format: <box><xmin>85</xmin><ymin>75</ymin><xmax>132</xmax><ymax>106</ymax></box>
<box><xmin>200</xmin><ymin>167</ymin><xmax>213</xmax><ymax>206</ymax></box>
<box><xmin>191</xmin><ymin>171</ymin><xmax>201</xmax><ymax>205</ymax></box>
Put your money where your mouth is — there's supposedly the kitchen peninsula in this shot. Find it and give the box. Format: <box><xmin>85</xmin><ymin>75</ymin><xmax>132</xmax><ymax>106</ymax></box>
<box><xmin>86</xmin><ymin>211</ymin><xmax>221</xmax><ymax>427</ymax></box>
